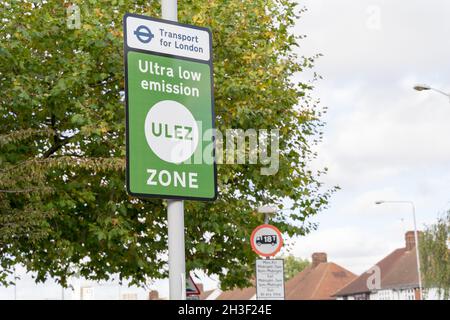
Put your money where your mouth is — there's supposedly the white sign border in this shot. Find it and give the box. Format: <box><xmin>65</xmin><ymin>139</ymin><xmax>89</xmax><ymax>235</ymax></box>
<box><xmin>124</xmin><ymin>13</ymin><xmax>212</xmax><ymax>62</ymax></box>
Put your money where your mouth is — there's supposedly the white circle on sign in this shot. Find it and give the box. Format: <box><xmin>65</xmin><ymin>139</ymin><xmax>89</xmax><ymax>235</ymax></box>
<box><xmin>144</xmin><ymin>100</ymin><xmax>199</xmax><ymax>164</ymax></box>
<box><xmin>250</xmin><ymin>224</ymin><xmax>283</xmax><ymax>257</ymax></box>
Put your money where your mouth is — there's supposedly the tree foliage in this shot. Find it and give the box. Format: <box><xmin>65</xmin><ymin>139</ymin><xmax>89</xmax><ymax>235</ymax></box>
<box><xmin>420</xmin><ymin>211</ymin><xmax>450</xmax><ymax>299</ymax></box>
<box><xmin>283</xmin><ymin>255</ymin><xmax>310</xmax><ymax>281</ymax></box>
<box><xmin>0</xmin><ymin>0</ymin><xmax>335</xmax><ymax>289</ymax></box>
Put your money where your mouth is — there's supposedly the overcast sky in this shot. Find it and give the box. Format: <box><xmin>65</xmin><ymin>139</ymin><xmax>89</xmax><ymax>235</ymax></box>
<box><xmin>287</xmin><ymin>0</ymin><xmax>450</xmax><ymax>275</ymax></box>
<box><xmin>2</xmin><ymin>0</ymin><xmax>450</xmax><ymax>299</ymax></box>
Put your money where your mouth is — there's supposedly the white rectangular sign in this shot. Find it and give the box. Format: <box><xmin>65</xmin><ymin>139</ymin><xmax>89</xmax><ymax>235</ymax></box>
<box><xmin>125</xmin><ymin>14</ymin><xmax>211</xmax><ymax>61</ymax></box>
<box><xmin>256</xmin><ymin>259</ymin><xmax>285</xmax><ymax>300</ymax></box>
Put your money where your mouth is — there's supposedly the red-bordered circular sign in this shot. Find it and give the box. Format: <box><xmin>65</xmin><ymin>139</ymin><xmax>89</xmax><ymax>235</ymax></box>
<box><xmin>250</xmin><ymin>224</ymin><xmax>283</xmax><ymax>257</ymax></box>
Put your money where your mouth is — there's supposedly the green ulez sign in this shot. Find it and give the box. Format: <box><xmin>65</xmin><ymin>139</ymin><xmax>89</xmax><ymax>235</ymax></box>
<box><xmin>124</xmin><ymin>13</ymin><xmax>217</xmax><ymax>200</ymax></box>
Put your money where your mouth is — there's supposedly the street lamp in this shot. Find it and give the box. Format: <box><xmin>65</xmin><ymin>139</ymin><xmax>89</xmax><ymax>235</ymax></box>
<box><xmin>413</xmin><ymin>84</ymin><xmax>431</xmax><ymax>91</ymax></box>
<box><xmin>374</xmin><ymin>200</ymin><xmax>424</xmax><ymax>300</ymax></box>
<box><xmin>413</xmin><ymin>84</ymin><xmax>450</xmax><ymax>102</ymax></box>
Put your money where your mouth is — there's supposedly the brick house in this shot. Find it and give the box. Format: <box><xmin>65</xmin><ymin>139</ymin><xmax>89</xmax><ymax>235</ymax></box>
<box><xmin>334</xmin><ymin>231</ymin><xmax>446</xmax><ymax>300</ymax></box>
<box><xmin>204</xmin><ymin>252</ymin><xmax>356</xmax><ymax>300</ymax></box>
<box><xmin>284</xmin><ymin>253</ymin><xmax>356</xmax><ymax>300</ymax></box>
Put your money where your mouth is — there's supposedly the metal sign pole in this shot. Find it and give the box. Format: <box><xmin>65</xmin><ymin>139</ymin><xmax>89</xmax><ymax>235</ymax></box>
<box><xmin>161</xmin><ymin>0</ymin><xmax>186</xmax><ymax>301</ymax></box>
<box><xmin>167</xmin><ymin>199</ymin><xmax>185</xmax><ymax>300</ymax></box>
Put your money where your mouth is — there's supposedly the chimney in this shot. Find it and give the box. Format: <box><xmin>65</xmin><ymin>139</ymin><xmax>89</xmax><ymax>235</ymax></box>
<box><xmin>149</xmin><ymin>290</ymin><xmax>159</xmax><ymax>300</ymax></box>
<box><xmin>405</xmin><ymin>231</ymin><xmax>421</xmax><ymax>251</ymax></box>
<box><xmin>312</xmin><ymin>252</ymin><xmax>327</xmax><ymax>268</ymax></box>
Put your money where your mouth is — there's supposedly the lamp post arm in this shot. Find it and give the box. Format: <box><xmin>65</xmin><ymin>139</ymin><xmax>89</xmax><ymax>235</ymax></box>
<box><xmin>430</xmin><ymin>87</ymin><xmax>450</xmax><ymax>97</ymax></box>
<box><xmin>429</xmin><ymin>88</ymin><xmax>450</xmax><ymax>103</ymax></box>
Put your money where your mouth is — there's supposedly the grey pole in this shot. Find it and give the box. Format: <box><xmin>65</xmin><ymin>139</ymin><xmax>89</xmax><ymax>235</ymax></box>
<box><xmin>375</xmin><ymin>200</ymin><xmax>424</xmax><ymax>300</ymax></box>
<box><xmin>167</xmin><ymin>199</ymin><xmax>186</xmax><ymax>300</ymax></box>
<box><xmin>162</xmin><ymin>0</ymin><xmax>178</xmax><ymax>21</ymax></box>
<box><xmin>411</xmin><ymin>203</ymin><xmax>424</xmax><ymax>300</ymax></box>
<box><xmin>13</xmin><ymin>267</ymin><xmax>17</xmax><ymax>300</ymax></box>
<box><xmin>258</xmin><ymin>206</ymin><xmax>277</xmax><ymax>260</ymax></box>
<box><xmin>161</xmin><ymin>0</ymin><xmax>186</xmax><ymax>300</ymax></box>
<box><xmin>162</xmin><ymin>1</ymin><xmax>186</xmax><ymax>300</ymax></box>
<box><xmin>264</xmin><ymin>213</ymin><xmax>270</xmax><ymax>260</ymax></box>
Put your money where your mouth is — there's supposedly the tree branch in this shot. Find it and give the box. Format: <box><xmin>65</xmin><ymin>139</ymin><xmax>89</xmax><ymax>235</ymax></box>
<box><xmin>43</xmin><ymin>135</ymin><xmax>76</xmax><ymax>158</ymax></box>
<box><xmin>0</xmin><ymin>187</ymin><xmax>51</xmax><ymax>193</ymax></box>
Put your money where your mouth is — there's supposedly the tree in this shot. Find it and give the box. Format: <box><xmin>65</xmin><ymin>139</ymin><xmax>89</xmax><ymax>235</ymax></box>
<box><xmin>419</xmin><ymin>211</ymin><xmax>450</xmax><ymax>299</ymax></box>
<box><xmin>284</xmin><ymin>255</ymin><xmax>310</xmax><ymax>281</ymax></box>
<box><xmin>0</xmin><ymin>0</ymin><xmax>335</xmax><ymax>289</ymax></box>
